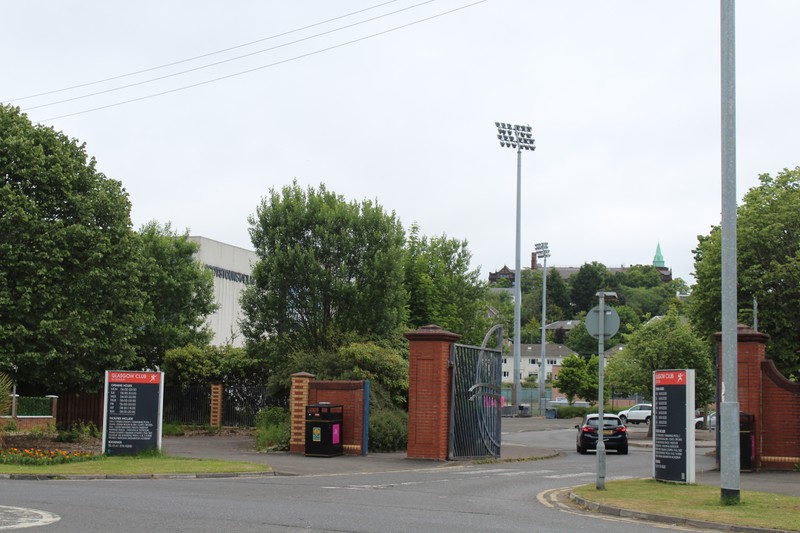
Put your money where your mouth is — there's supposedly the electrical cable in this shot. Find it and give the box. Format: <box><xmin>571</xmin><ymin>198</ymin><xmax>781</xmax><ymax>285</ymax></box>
<box><xmin>39</xmin><ymin>0</ymin><xmax>488</xmax><ymax>122</ymax></box>
<box><xmin>24</xmin><ymin>0</ymin><xmax>439</xmax><ymax>112</ymax></box>
<box><xmin>7</xmin><ymin>0</ymin><xmax>404</xmax><ymax>103</ymax></box>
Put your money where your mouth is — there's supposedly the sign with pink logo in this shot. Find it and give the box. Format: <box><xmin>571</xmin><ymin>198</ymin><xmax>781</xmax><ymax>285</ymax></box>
<box><xmin>332</xmin><ymin>423</ymin><xmax>341</xmax><ymax>445</ymax></box>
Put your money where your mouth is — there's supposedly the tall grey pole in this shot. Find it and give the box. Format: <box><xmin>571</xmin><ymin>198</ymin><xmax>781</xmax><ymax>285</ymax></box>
<box><xmin>495</xmin><ymin>122</ymin><xmax>535</xmax><ymax>410</ymax></box>
<box><xmin>720</xmin><ymin>0</ymin><xmax>740</xmax><ymax>504</ymax></box>
<box><xmin>596</xmin><ymin>292</ymin><xmax>607</xmax><ymax>490</ymax></box>
<box><xmin>512</xmin><ymin>146</ymin><xmax>522</xmax><ymax>409</ymax></box>
<box><xmin>538</xmin><ymin>247</ymin><xmax>548</xmax><ymax>416</ymax></box>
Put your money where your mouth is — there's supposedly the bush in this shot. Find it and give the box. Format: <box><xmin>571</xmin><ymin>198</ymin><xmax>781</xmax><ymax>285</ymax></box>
<box><xmin>554</xmin><ymin>405</ymin><xmax>591</xmax><ymax>420</ymax></box>
<box><xmin>255</xmin><ymin>407</ymin><xmax>290</xmax><ymax>451</ymax></box>
<box><xmin>368</xmin><ymin>409</ymin><xmax>407</xmax><ymax>452</ymax></box>
<box><xmin>162</xmin><ymin>422</ymin><xmax>186</xmax><ymax>436</ymax></box>
<box><xmin>17</xmin><ymin>397</ymin><xmax>51</xmax><ymax>416</ymax></box>
<box><xmin>56</xmin><ymin>421</ymin><xmax>101</xmax><ymax>443</ymax></box>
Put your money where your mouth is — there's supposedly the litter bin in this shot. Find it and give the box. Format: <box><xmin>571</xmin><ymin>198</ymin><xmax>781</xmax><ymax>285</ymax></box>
<box><xmin>305</xmin><ymin>403</ymin><xmax>344</xmax><ymax>457</ymax></box>
<box><xmin>739</xmin><ymin>412</ymin><xmax>754</xmax><ymax>470</ymax></box>
<box><xmin>545</xmin><ymin>408</ymin><xmax>557</xmax><ymax>419</ymax></box>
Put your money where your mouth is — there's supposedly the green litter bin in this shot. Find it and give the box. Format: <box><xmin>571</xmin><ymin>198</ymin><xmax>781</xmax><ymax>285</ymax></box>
<box><xmin>305</xmin><ymin>404</ymin><xmax>344</xmax><ymax>457</ymax></box>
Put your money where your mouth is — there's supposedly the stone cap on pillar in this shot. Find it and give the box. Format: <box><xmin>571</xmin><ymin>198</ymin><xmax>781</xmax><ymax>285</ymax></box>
<box><xmin>714</xmin><ymin>324</ymin><xmax>770</xmax><ymax>344</ymax></box>
<box><xmin>405</xmin><ymin>324</ymin><xmax>461</xmax><ymax>342</ymax></box>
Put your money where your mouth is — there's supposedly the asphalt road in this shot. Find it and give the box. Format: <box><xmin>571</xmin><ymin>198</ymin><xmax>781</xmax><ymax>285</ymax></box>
<box><xmin>3</xmin><ymin>421</ymin><xmax>750</xmax><ymax>533</ymax></box>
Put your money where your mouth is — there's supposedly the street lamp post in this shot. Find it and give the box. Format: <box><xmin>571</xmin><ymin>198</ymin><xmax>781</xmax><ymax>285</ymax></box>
<box><xmin>495</xmin><ymin>122</ymin><xmax>535</xmax><ymax>409</ymax></box>
<box><xmin>535</xmin><ymin>242</ymin><xmax>550</xmax><ymax>416</ymax></box>
<box><xmin>595</xmin><ymin>291</ymin><xmax>617</xmax><ymax>490</ymax></box>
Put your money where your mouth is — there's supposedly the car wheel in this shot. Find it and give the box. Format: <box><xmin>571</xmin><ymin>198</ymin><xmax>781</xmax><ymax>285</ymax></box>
<box><xmin>645</xmin><ymin>416</ymin><xmax>651</xmax><ymax>425</ymax></box>
<box><xmin>578</xmin><ymin>444</ymin><xmax>588</xmax><ymax>455</ymax></box>
<box><xmin>619</xmin><ymin>415</ymin><xmax>627</xmax><ymax>424</ymax></box>
<box><xmin>695</xmin><ymin>421</ymin><xmax>702</xmax><ymax>429</ymax></box>
<box><xmin>619</xmin><ymin>446</ymin><xmax>628</xmax><ymax>455</ymax></box>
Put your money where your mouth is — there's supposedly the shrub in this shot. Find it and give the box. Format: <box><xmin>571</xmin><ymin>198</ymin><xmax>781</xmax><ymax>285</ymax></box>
<box><xmin>255</xmin><ymin>407</ymin><xmax>290</xmax><ymax>451</ymax></box>
<box><xmin>57</xmin><ymin>421</ymin><xmax>101</xmax><ymax>443</ymax></box>
<box><xmin>368</xmin><ymin>409</ymin><xmax>407</xmax><ymax>452</ymax></box>
<box><xmin>162</xmin><ymin>422</ymin><xmax>186</xmax><ymax>436</ymax></box>
<box><xmin>554</xmin><ymin>405</ymin><xmax>590</xmax><ymax>420</ymax></box>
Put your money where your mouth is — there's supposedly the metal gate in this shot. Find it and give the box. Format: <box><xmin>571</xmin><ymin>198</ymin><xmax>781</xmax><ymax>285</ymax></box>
<box><xmin>449</xmin><ymin>327</ymin><xmax>503</xmax><ymax>460</ymax></box>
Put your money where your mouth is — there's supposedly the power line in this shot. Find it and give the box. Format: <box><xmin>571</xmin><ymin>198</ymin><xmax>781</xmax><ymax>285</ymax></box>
<box><xmin>24</xmin><ymin>0</ymin><xmax>439</xmax><ymax>112</ymax></box>
<box><xmin>40</xmin><ymin>0</ymin><xmax>488</xmax><ymax>122</ymax></box>
<box><xmin>8</xmin><ymin>0</ymin><xmax>404</xmax><ymax>103</ymax></box>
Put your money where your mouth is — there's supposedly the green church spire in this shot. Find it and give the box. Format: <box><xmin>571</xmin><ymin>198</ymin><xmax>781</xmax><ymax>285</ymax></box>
<box><xmin>653</xmin><ymin>242</ymin><xmax>665</xmax><ymax>268</ymax></box>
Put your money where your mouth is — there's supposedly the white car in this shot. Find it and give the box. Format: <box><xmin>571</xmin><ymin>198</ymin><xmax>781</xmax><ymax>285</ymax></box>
<box><xmin>617</xmin><ymin>403</ymin><xmax>652</xmax><ymax>425</ymax></box>
<box><xmin>695</xmin><ymin>412</ymin><xmax>716</xmax><ymax>430</ymax></box>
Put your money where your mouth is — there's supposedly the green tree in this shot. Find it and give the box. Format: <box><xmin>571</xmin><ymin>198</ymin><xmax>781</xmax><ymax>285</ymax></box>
<box><xmin>164</xmin><ymin>344</ymin><xmax>266</xmax><ymax>388</ymax></box>
<box><xmin>240</xmin><ymin>182</ymin><xmax>407</xmax><ymax>351</ymax></box>
<box><xmin>555</xmin><ymin>354</ymin><xmax>587</xmax><ymax>404</ymax></box>
<box><xmin>404</xmin><ymin>224</ymin><xmax>488</xmax><ymax>344</ymax></box>
<box><xmin>569</xmin><ymin>262</ymin><xmax>611</xmax><ymax>315</ymax></box>
<box><xmin>606</xmin><ymin>309</ymin><xmax>714</xmax><ymax>405</ymax></box>
<box><xmin>689</xmin><ymin>167</ymin><xmax>800</xmax><ymax>378</ymax></box>
<box><xmin>0</xmin><ymin>105</ymin><xmax>145</xmax><ymax>393</ymax></box>
<box><xmin>133</xmin><ymin>221</ymin><xmax>217</xmax><ymax>369</ymax></box>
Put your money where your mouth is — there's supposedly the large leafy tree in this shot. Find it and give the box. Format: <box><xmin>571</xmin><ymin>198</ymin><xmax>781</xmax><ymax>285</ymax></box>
<box><xmin>689</xmin><ymin>167</ymin><xmax>800</xmax><ymax>378</ymax></box>
<box><xmin>568</xmin><ymin>261</ymin><xmax>611</xmax><ymax>315</ymax></box>
<box><xmin>404</xmin><ymin>223</ymin><xmax>488</xmax><ymax>344</ymax></box>
<box><xmin>606</xmin><ymin>308</ymin><xmax>714</xmax><ymax>406</ymax></box>
<box><xmin>0</xmin><ymin>105</ymin><xmax>145</xmax><ymax>393</ymax></box>
<box><xmin>240</xmin><ymin>182</ymin><xmax>407</xmax><ymax>351</ymax></box>
<box><xmin>132</xmin><ymin>221</ymin><xmax>217</xmax><ymax>369</ymax></box>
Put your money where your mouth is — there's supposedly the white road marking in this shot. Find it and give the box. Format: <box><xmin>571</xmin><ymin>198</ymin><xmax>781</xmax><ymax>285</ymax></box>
<box><xmin>0</xmin><ymin>506</ymin><xmax>60</xmax><ymax>530</ymax></box>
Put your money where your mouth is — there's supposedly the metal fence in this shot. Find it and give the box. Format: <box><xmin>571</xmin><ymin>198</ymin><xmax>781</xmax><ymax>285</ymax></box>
<box><xmin>163</xmin><ymin>384</ymin><xmax>211</xmax><ymax>426</ymax></box>
<box><xmin>223</xmin><ymin>383</ymin><xmax>288</xmax><ymax>427</ymax></box>
<box><xmin>57</xmin><ymin>384</ymin><xmax>288</xmax><ymax>429</ymax></box>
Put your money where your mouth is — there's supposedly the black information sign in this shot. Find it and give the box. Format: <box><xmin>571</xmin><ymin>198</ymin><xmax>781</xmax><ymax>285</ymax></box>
<box><xmin>103</xmin><ymin>371</ymin><xmax>163</xmax><ymax>456</ymax></box>
<box><xmin>653</xmin><ymin>369</ymin><xmax>695</xmax><ymax>483</ymax></box>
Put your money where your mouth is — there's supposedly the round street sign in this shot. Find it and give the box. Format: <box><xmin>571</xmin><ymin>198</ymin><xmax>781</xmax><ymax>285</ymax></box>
<box><xmin>585</xmin><ymin>306</ymin><xmax>620</xmax><ymax>339</ymax></box>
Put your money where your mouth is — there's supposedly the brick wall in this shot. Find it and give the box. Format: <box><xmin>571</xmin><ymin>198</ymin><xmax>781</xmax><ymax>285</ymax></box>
<box><xmin>1</xmin><ymin>416</ymin><xmax>54</xmax><ymax>431</ymax></box>
<box><xmin>405</xmin><ymin>325</ymin><xmax>460</xmax><ymax>460</ymax></box>
<box><xmin>717</xmin><ymin>325</ymin><xmax>800</xmax><ymax>470</ymax></box>
<box><xmin>309</xmin><ymin>381</ymin><xmax>366</xmax><ymax>455</ymax></box>
<box><xmin>289</xmin><ymin>373</ymin><xmax>368</xmax><ymax>455</ymax></box>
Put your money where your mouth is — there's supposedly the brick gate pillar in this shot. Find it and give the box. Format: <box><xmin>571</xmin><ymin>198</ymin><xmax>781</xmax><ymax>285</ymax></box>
<box><xmin>405</xmin><ymin>325</ymin><xmax>460</xmax><ymax>460</ymax></box>
<box><xmin>715</xmin><ymin>325</ymin><xmax>769</xmax><ymax>469</ymax></box>
<box><xmin>289</xmin><ymin>372</ymin><xmax>315</xmax><ymax>454</ymax></box>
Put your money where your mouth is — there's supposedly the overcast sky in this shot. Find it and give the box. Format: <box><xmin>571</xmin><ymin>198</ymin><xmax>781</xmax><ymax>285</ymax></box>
<box><xmin>4</xmin><ymin>1</ymin><xmax>799</xmax><ymax>284</ymax></box>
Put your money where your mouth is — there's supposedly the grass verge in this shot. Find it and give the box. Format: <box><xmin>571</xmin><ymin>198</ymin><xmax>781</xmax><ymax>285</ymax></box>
<box><xmin>572</xmin><ymin>478</ymin><xmax>800</xmax><ymax>532</ymax></box>
<box><xmin>0</xmin><ymin>455</ymin><xmax>271</xmax><ymax>476</ymax></box>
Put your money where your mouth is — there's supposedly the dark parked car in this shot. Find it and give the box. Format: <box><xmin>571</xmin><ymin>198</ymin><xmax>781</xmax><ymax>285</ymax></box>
<box><xmin>576</xmin><ymin>413</ymin><xmax>628</xmax><ymax>455</ymax></box>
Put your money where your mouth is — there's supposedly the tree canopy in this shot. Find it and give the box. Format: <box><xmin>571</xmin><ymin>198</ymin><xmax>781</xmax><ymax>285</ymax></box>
<box><xmin>0</xmin><ymin>106</ymin><xmax>145</xmax><ymax>393</ymax></box>
<box><xmin>606</xmin><ymin>309</ymin><xmax>713</xmax><ymax>405</ymax></box>
<box><xmin>689</xmin><ymin>167</ymin><xmax>800</xmax><ymax>378</ymax></box>
<box><xmin>240</xmin><ymin>182</ymin><xmax>407</xmax><ymax>352</ymax></box>
<box><xmin>404</xmin><ymin>223</ymin><xmax>488</xmax><ymax>345</ymax></box>
<box><xmin>133</xmin><ymin>221</ymin><xmax>217</xmax><ymax>369</ymax></box>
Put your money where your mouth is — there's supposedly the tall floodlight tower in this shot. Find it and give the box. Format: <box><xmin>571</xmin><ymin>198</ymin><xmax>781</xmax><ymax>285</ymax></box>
<box><xmin>495</xmin><ymin>122</ymin><xmax>535</xmax><ymax>408</ymax></box>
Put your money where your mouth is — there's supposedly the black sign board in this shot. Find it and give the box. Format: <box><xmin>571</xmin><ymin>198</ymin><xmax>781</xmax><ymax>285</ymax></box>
<box><xmin>653</xmin><ymin>369</ymin><xmax>695</xmax><ymax>483</ymax></box>
<box><xmin>102</xmin><ymin>371</ymin><xmax>163</xmax><ymax>455</ymax></box>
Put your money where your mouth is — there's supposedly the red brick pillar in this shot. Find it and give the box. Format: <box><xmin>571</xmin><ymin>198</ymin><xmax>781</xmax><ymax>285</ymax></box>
<box><xmin>290</xmin><ymin>372</ymin><xmax>315</xmax><ymax>454</ymax></box>
<box><xmin>210</xmin><ymin>383</ymin><xmax>223</xmax><ymax>428</ymax></box>
<box><xmin>405</xmin><ymin>325</ymin><xmax>460</xmax><ymax>460</ymax></box>
<box><xmin>715</xmin><ymin>325</ymin><xmax>769</xmax><ymax>469</ymax></box>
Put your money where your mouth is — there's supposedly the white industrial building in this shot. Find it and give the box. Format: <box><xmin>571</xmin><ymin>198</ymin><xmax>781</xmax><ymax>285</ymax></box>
<box><xmin>188</xmin><ymin>236</ymin><xmax>257</xmax><ymax>347</ymax></box>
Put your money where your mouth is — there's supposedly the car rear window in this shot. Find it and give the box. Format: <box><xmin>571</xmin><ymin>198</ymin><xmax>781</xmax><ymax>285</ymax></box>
<box><xmin>587</xmin><ymin>417</ymin><xmax>621</xmax><ymax>428</ymax></box>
